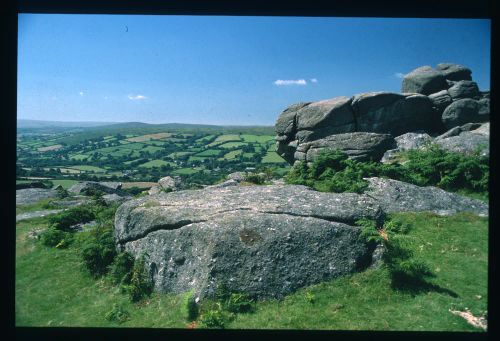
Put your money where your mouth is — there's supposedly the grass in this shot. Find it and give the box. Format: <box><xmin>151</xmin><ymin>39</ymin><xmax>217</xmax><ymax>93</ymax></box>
<box><xmin>51</xmin><ymin>179</ymin><xmax>79</xmax><ymax>189</ymax></box>
<box><xmin>195</xmin><ymin>149</ymin><xmax>221</xmax><ymax>157</ymax></box>
<box><xmin>218</xmin><ymin>142</ymin><xmax>247</xmax><ymax>149</ymax></box>
<box><xmin>69</xmin><ymin>154</ymin><xmax>90</xmax><ymax>161</ymax></box>
<box><xmin>138</xmin><ymin>159</ymin><xmax>174</xmax><ymax>168</ymax></box>
<box><xmin>240</xmin><ymin>134</ymin><xmax>274</xmax><ymax>143</ymax></box>
<box><xmin>172</xmin><ymin>168</ymin><xmax>200</xmax><ymax>175</ymax></box>
<box><xmin>261</xmin><ymin>152</ymin><xmax>286</xmax><ymax>164</ymax></box>
<box><xmin>69</xmin><ymin>165</ymin><xmax>106</xmax><ymax>173</ymax></box>
<box><xmin>222</xmin><ymin>150</ymin><xmax>243</xmax><ymax>160</ymax></box>
<box><xmin>15</xmin><ymin>210</ymin><xmax>487</xmax><ymax>330</ymax></box>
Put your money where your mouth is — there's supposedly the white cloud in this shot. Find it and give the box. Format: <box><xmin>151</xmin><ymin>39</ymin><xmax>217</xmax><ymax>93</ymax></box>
<box><xmin>394</xmin><ymin>72</ymin><xmax>406</xmax><ymax>79</ymax></box>
<box><xmin>79</xmin><ymin>91</ymin><xmax>84</xmax><ymax>96</ymax></box>
<box><xmin>128</xmin><ymin>94</ymin><xmax>147</xmax><ymax>100</ymax></box>
<box><xmin>310</xmin><ymin>78</ymin><xmax>318</xmax><ymax>83</ymax></box>
<box><xmin>274</xmin><ymin>79</ymin><xmax>307</xmax><ymax>86</ymax></box>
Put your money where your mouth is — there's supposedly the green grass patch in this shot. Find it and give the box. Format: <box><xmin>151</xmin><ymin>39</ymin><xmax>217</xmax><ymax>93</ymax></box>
<box><xmin>51</xmin><ymin>179</ymin><xmax>79</xmax><ymax>189</ymax></box>
<box><xmin>172</xmin><ymin>168</ymin><xmax>200</xmax><ymax>175</ymax></box>
<box><xmin>195</xmin><ymin>149</ymin><xmax>221</xmax><ymax>157</ymax></box>
<box><xmin>240</xmin><ymin>135</ymin><xmax>274</xmax><ymax>143</ymax></box>
<box><xmin>138</xmin><ymin>159</ymin><xmax>175</xmax><ymax>168</ymax></box>
<box><xmin>15</xmin><ymin>204</ymin><xmax>487</xmax><ymax>330</ymax></box>
<box><xmin>261</xmin><ymin>152</ymin><xmax>286</xmax><ymax>164</ymax></box>
<box><xmin>69</xmin><ymin>165</ymin><xmax>106</xmax><ymax>173</ymax></box>
<box><xmin>222</xmin><ymin>150</ymin><xmax>243</xmax><ymax>160</ymax></box>
<box><xmin>218</xmin><ymin>142</ymin><xmax>247</xmax><ymax>149</ymax></box>
<box><xmin>69</xmin><ymin>154</ymin><xmax>90</xmax><ymax>161</ymax></box>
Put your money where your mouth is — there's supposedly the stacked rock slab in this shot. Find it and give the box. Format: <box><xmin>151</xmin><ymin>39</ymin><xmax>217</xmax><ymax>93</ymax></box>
<box><xmin>114</xmin><ymin>185</ymin><xmax>384</xmax><ymax>299</ymax></box>
<box><xmin>276</xmin><ymin>63</ymin><xmax>490</xmax><ymax>165</ymax></box>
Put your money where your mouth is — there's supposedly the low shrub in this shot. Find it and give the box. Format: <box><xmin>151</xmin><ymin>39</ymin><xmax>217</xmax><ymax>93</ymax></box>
<box><xmin>244</xmin><ymin>173</ymin><xmax>266</xmax><ymax>185</ymax></box>
<box><xmin>48</xmin><ymin>205</ymin><xmax>96</xmax><ymax>231</ymax></box>
<box><xmin>81</xmin><ymin>226</ymin><xmax>117</xmax><ymax>278</ymax></box>
<box><xmin>109</xmin><ymin>251</ymin><xmax>135</xmax><ymax>285</ymax></box>
<box><xmin>198</xmin><ymin>305</ymin><xmax>227</xmax><ymax>329</ymax></box>
<box><xmin>104</xmin><ymin>304</ymin><xmax>130</xmax><ymax>324</ymax></box>
<box><xmin>285</xmin><ymin>146</ymin><xmax>488</xmax><ymax>196</ymax></box>
<box><xmin>125</xmin><ymin>255</ymin><xmax>153</xmax><ymax>302</ymax></box>
<box><xmin>182</xmin><ymin>291</ymin><xmax>199</xmax><ymax>321</ymax></box>
<box><xmin>357</xmin><ymin>217</ymin><xmax>434</xmax><ymax>288</ymax></box>
<box><xmin>225</xmin><ymin>293</ymin><xmax>254</xmax><ymax>313</ymax></box>
<box><xmin>40</xmin><ymin>228</ymin><xmax>73</xmax><ymax>248</ymax></box>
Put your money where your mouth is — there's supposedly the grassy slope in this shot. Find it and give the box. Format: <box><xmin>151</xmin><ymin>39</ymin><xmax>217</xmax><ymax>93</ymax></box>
<box><xmin>15</xmin><ymin>212</ymin><xmax>487</xmax><ymax>330</ymax></box>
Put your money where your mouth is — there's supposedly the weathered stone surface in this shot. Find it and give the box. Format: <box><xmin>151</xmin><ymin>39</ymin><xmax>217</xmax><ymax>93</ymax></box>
<box><xmin>394</xmin><ymin>132</ymin><xmax>433</xmax><ymax>150</ymax></box>
<box><xmin>436</xmin><ymin>63</ymin><xmax>472</xmax><ymax>81</ymax></box>
<box><xmin>428</xmin><ymin>90</ymin><xmax>453</xmax><ymax>111</ymax></box>
<box><xmin>158</xmin><ymin>176</ymin><xmax>182</xmax><ymax>191</ymax></box>
<box><xmin>206</xmin><ymin>179</ymin><xmax>239</xmax><ymax>189</ymax></box>
<box><xmin>478</xmin><ymin>98</ymin><xmax>490</xmax><ymax>117</ymax></box>
<box><xmin>16</xmin><ymin>188</ymin><xmax>58</xmax><ymax>205</ymax></box>
<box><xmin>470</xmin><ymin>122</ymin><xmax>489</xmax><ymax>136</ymax></box>
<box><xmin>293</xmin><ymin>97</ymin><xmax>356</xmax><ymax>142</ymax></box>
<box><xmin>447</xmin><ymin>80</ymin><xmax>480</xmax><ymax>100</ymax></box>
<box><xmin>114</xmin><ymin>185</ymin><xmax>384</xmax><ymax>299</ymax></box>
<box><xmin>275</xmin><ymin>102</ymin><xmax>309</xmax><ymax>137</ymax></box>
<box><xmin>364</xmin><ymin>177</ymin><xmax>488</xmax><ymax>216</ymax></box>
<box><xmin>227</xmin><ymin>172</ymin><xmax>247</xmax><ymax>182</ymax></box>
<box><xmin>401</xmin><ymin>66</ymin><xmax>448</xmax><ymax>95</ymax></box>
<box><xmin>435</xmin><ymin>125</ymin><xmax>489</xmax><ymax>157</ymax></box>
<box><xmin>380</xmin><ymin>133</ymin><xmax>433</xmax><ymax>163</ymax></box>
<box><xmin>16</xmin><ymin>209</ymin><xmax>64</xmax><ymax>222</ymax></box>
<box><xmin>51</xmin><ymin>194</ymin><xmax>91</xmax><ymax>207</ymax></box>
<box><xmin>435</xmin><ymin>122</ymin><xmax>483</xmax><ymax>140</ymax></box>
<box><xmin>354</xmin><ymin>93</ymin><xmax>437</xmax><ymax>135</ymax></box>
<box><xmin>148</xmin><ymin>186</ymin><xmax>161</xmax><ymax>195</ymax></box>
<box><xmin>441</xmin><ymin>98</ymin><xmax>486</xmax><ymax>130</ymax></box>
<box><xmin>295</xmin><ymin>132</ymin><xmax>395</xmax><ymax>162</ymax></box>
<box><xmin>103</xmin><ymin>193</ymin><xmax>131</xmax><ymax>206</ymax></box>
<box><xmin>68</xmin><ymin>181</ymin><xmax>126</xmax><ymax>195</ymax></box>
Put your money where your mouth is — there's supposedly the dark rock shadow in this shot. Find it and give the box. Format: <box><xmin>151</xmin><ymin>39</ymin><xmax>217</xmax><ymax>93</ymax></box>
<box><xmin>390</xmin><ymin>275</ymin><xmax>459</xmax><ymax>298</ymax></box>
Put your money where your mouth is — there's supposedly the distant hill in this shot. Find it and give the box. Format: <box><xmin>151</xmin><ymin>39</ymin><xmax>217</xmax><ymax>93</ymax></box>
<box><xmin>18</xmin><ymin>119</ymin><xmax>117</xmax><ymax>129</ymax></box>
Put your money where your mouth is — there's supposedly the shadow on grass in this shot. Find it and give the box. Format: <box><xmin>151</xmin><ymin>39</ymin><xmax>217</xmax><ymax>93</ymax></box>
<box><xmin>390</xmin><ymin>275</ymin><xmax>458</xmax><ymax>298</ymax></box>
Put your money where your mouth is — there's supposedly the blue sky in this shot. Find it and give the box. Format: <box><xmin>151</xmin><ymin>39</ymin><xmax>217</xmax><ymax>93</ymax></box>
<box><xmin>17</xmin><ymin>15</ymin><xmax>491</xmax><ymax>125</ymax></box>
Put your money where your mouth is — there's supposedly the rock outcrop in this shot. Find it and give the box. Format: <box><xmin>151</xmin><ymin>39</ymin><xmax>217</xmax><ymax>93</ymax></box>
<box><xmin>275</xmin><ymin>63</ymin><xmax>489</xmax><ymax>165</ymax></box>
<box><xmin>16</xmin><ymin>188</ymin><xmax>58</xmax><ymax>205</ymax></box>
<box><xmin>114</xmin><ymin>185</ymin><xmax>384</xmax><ymax>299</ymax></box>
<box><xmin>364</xmin><ymin>177</ymin><xmax>488</xmax><ymax>217</ymax></box>
<box><xmin>68</xmin><ymin>181</ymin><xmax>126</xmax><ymax>196</ymax></box>
<box><xmin>435</xmin><ymin>122</ymin><xmax>490</xmax><ymax>157</ymax></box>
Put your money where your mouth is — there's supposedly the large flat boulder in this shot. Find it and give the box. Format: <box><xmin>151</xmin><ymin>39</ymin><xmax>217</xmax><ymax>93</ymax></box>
<box><xmin>441</xmin><ymin>98</ymin><xmax>488</xmax><ymax>130</ymax></box>
<box><xmin>435</xmin><ymin>122</ymin><xmax>489</xmax><ymax>157</ymax></box>
<box><xmin>364</xmin><ymin>177</ymin><xmax>488</xmax><ymax>217</ymax></box>
<box><xmin>447</xmin><ymin>80</ymin><xmax>480</xmax><ymax>100</ymax></box>
<box><xmin>114</xmin><ymin>185</ymin><xmax>384</xmax><ymax>299</ymax></box>
<box><xmin>295</xmin><ymin>132</ymin><xmax>395</xmax><ymax>163</ymax></box>
<box><xmin>401</xmin><ymin>66</ymin><xmax>448</xmax><ymax>95</ymax></box>
<box><xmin>436</xmin><ymin>63</ymin><xmax>472</xmax><ymax>81</ymax></box>
<box><xmin>16</xmin><ymin>188</ymin><xmax>58</xmax><ymax>205</ymax></box>
<box><xmin>68</xmin><ymin>181</ymin><xmax>126</xmax><ymax>196</ymax></box>
<box><xmin>353</xmin><ymin>93</ymin><xmax>437</xmax><ymax>135</ymax></box>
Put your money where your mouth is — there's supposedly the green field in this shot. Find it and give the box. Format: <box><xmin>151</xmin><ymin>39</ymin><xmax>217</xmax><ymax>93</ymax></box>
<box><xmin>222</xmin><ymin>150</ymin><xmax>243</xmax><ymax>160</ymax></box>
<box><xmin>69</xmin><ymin>154</ymin><xmax>90</xmax><ymax>161</ymax></box>
<box><xmin>15</xmin><ymin>211</ymin><xmax>488</xmax><ymax>330</ymax></box>
<box><xmin>50</xmin><ymin>179</ymin><xmax>79</xmax><ymax>189</ymax></box>
<box><xmin>69</xmin><ymin>165</ymin><xmax>106</xmax><ymax>173</ymax></box>
<box><xmin>218</xmin><ymin>142</ymin><xmax>247</xmax><ymax>149</ymax></box>
<box><xmin>261</xmin><ymin>152</ymin><xmax>286</xmax><ymax>164</ymax></box>
<box><xmin>138</xmin><ymin>159</ymin><xmax>174</xmax><ymax>168</ymax></box>
<box><xmin>172</xmin><ymin>167</ymin><xmax>201</xmax><ymax>175</ymax></box>
<box><xmin>195</xmin><ymin>149</ymin><xmax>221</xmax><ymax>157</ymax></box>
<box><xmin>240</xmin><ymin>134</ymin><xmax>274</xmax><ymax>143</ymax></box>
